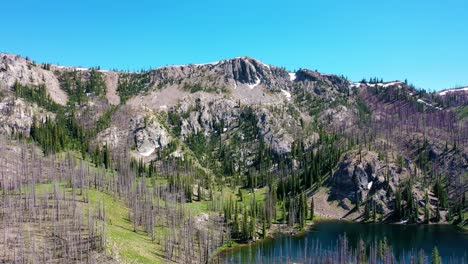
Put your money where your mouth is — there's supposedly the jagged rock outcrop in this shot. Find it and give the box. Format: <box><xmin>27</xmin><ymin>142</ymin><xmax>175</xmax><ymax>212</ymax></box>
<box><xmin>133</xmin><ymin>116</ymin><xmax>171</xmax><ymax>157</ymax></box>
<box><xmin>95</xmin><ymin>106</ymin><xmax>171</xmax><ymax>159</ymax></box>
<box><xmin>294</xmin><ymin>69</ymin><xmax>350</xmax><ymax>95</ymax></box>
<box><xmin>144</xmin><ymin>57</ymin><xmax>293</xmax><ymax>93</ymax></box>
<box><xmin>330</xmin><ymin>150</ymin><xmax>411</xmax><ymax>214</ymax></box>
<box><xmin>0</xmin><ymin>97</ymin><xmax>53</xmax><ymax>136</ymax></box>
<box><xmin>0</xmin><ymin>53</ymin><xmax>68</xmax><ymax>105</ymax></box>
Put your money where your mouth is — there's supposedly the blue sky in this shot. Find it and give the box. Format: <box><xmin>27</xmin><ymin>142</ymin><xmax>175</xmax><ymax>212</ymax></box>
<box><xmin>2</xmin><ymin>0</ymin><xmax>467</xmax><ymax>91</ymax></box>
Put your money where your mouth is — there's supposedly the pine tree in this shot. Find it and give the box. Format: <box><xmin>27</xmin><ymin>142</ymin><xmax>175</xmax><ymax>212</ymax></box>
<box><xmin>373</xmin><ymin>200</ymin><xmax>377</xmax><ymax>222</ymax></box>
<box><xmin>458</xmin><ymin>203</ymin><xmax>464</xmax><ymax>222</ymax></box>
<box><xmin>378</xmin><ymin>237</ymin><xmax>387</xmax><ymax>260</ymax></box>
<box><xmin>431</xmin><ymin>246</ymin><xmax>442</xmax><ymax>264</ymax></box>
<box><xmin>425</xmin><ymin>190</ymin><xmax>430</xmax><ymax>223</ymax></box>
<box><xmin>364</xmin><ymin>197</ymin><xmax>371</xmax><ymax>221</ymax></box>
<box><xmin>233</xmin><ymin>202</ymin><xmax>239</xmax><ymax>237</ymax></box>
<box><xmin>435</xmin><ymin>204</ymin><xmax>441</xmax><ymax>222</ymax></box>
<box><xmin>355</xmin><ymin>189</ymin><xmax>360</xmax><ymax>211</ymax></box>
<box><xmin>103</xmin><ymin>144</ymin><xmax>111</xmax><ymax>170</ymax></box>
<box><xmin>310</xmin><ymin>197</ymin><xmax>315</xmax><ymax>221</ymax></box>
<box><xmin>300</xmin><ymin>193</ymin><xmax>307</xmax><ymax>229</ymax></box>
<box><xmin>395</xmin><ymin>188</ymin><xmax>402</xmax><ymax>219</ymax></box>
<box><xmin>249</xmin><ymin>213</ymin><xmax>255</xmax><ymax>240</ymax></box>
<box><xmin>281</xmin><ymin>201</ymin><xmax>287</xmax><ymax>224</ymax></box>
<box><xmin>241</xmin><ymin>208</ymin><xmax>249</xmax><ymax>241</ymax></box>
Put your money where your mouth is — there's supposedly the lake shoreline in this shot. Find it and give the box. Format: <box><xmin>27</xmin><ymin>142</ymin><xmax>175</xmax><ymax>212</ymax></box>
<box><xmin>213</xmin><ymin>213</ymin><xmax>467</xmax><ymax>263</ymax></box>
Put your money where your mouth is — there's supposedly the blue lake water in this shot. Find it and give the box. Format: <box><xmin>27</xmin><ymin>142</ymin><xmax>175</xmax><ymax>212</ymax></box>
<box><xmin>220</xmin><ymin>220</ymin><xmax>468</xmax><ymax>263</ymax></box>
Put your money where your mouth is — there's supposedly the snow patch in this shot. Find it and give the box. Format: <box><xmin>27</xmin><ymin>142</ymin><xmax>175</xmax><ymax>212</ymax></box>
<box><xmin>247</xmin><ymin>78</ymin><xmax>261</xmax><ymax>89</ymax></box>
<box><xmin>381</xmin><ymin>81</ymin><xmax>402</xmax><ymax>88</ymax></box>
<box><xmin>288</xmin><ymin>72</ymin><xmax>296</xmax><ymax>81</ymax></box>
<box><xmin>354</xmin><ymin>81</ymin><xmax>403</xmax><ymax>88</ymax></box>
<box><xmin>55</xmin><ymin>65</ymin><xmax>89</xmax><ymax>71</ymax></box>
<box><xmin>438</xmin><ymin>86</ymin><xmax>468</xmax><ymax>96</ymax></box>
<box><xmin>281</xmin><ymin>89</ymin><xmax>291</xmax><ymax>101</ymax></box>
<box><xmin>417</xmin><ymin>99</ymin><xmax>442</xmax><ymax>110</ymax></box>
<box><xmin>367</xmin><ymin>181</ymin><xmax>373</xmax><ymax>190</ymax></box>
<box><xmin>156</xmin><ymin>60</ymin><xmax>221</xmax><ymax>69</ymax></box>
<box><xmin>194</xmin><ymin>60</ymin><xmax>222</xmax><ymax>66</ymax></box>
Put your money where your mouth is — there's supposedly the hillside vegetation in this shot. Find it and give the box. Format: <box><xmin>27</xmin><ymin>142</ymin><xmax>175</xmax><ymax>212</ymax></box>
<box><xmin>0</xmin><ymin>53</ymin><xmax>466</xmax><ymax>263</ymax></box>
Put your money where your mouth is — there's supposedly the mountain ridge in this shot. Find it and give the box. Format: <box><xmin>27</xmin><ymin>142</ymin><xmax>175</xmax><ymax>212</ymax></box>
<box><xmin>0</xmin><ymin>52</ymin><xmax>466</xmax><ymax>263</ymax></box>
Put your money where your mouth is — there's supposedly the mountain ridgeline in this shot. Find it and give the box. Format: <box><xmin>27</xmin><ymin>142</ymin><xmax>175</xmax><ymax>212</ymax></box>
<box><xmin>0</xmin><ymin>53</ymin><xmax>466</xmax><ymax>263</ymax></box>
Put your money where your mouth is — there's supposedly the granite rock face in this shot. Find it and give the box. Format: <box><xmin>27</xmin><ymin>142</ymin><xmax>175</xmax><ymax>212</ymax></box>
<box><xmin>0</xmin><ymin>97</ymin><xmax>53</xmax><ymax>136</ymax></box>
<box><xmin>330</xmin><ymin>150</ymin><xmax>409</xmax><ymax>214</ymax></box>
<box><xmin>133</xmin><ymin>117</ymin><xmax>171</xmax><ymax>157</ymax></box>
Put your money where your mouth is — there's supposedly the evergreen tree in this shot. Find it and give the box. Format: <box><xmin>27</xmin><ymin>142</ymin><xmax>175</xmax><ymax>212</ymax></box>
<box><xmin>458</xmin><ymin>203</ymin><xmax>464</xmax><ymax>222</ymax></box>
<box><xmin>364</xmin><ymin>197</ymin><xmax>371</xmax><ymax>221</ymax></box>
<box><xmin>355</xmin><ymin>189</ymin><xmax>360</xmax><ymax>211</ymax></box>
<box><xmin>310</xmin><ymin>197</ymin><xmax>315</xmax><ymax>221</ymax></box>
<box><xmin>103</xmin><ymin>144</ymin><xmax>111</xmax><ymax>170</ymax></box>
<box><xmin>300</xmin><ymin>192</ymin><xmax>307</xmax><ymax>229</ymax></box>
<box><xmin>395</xmin><ymin>188</ymin><xmax>402</xmax><ymax>219</ymax></box>
<box><xmin>378</xmin><ymin>237</ymin><xmax>387</xmax><ymax>260</ymax></box>
<box><xmin>425</xmin><ymin>190</ymin><xmax>430</xmax><ymax>223</ymax></box>
<box><xmin>373</xmin><ymin>200</ymin><xmax>377</xmax><ymax>222</ymax></box>
<box><xmin>249</xmin><ymin>213</ymin><xmax>255</xmax><ymax>240</ymax></box>
<box><xmin>241</xmin><ymin>208</ymin><xmax>249</xmax><ymax>241</ymax></box>
<box><xmin>233</xmin><ymin>202</ymin><xmax>239</xmax><ymax>237</ymax></box>
<box><xmin>281</xmin><ymin>201</ymin><xmax>286</xmax><ymax>224</ymax></box>
<box><xmin>431</xmin><ymin>246</ymin><xmax>442</xmax><ymax>264</ymax></box>
<box><xmin>262</xmin><ymin>218</ymin><xmax>267</xmax><ymax>238</ymax></box>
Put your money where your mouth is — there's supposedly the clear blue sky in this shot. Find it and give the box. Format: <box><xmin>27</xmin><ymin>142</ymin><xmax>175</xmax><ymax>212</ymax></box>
<box><xmin>2</xmin><ymin>0</ymin><xmax>467</xmax><ymax>91</ymax></box>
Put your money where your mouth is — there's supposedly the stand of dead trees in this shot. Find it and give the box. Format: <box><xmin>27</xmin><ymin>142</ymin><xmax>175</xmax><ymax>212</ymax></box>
<box><xmin>0</xmin><ymin>136</ymin><xmax>228</xmax><ymax>263</ymax></box>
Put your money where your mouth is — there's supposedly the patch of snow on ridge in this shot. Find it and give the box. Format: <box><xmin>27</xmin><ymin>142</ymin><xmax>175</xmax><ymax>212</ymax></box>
<box><xmin>248</xmin><ymin>78</ymin><xmax>261</xmax><ymax>89</ymax></box>
<box><xmin>367</xmin><ymin>81</ymin><xmax>402</xmax><ymax>88</ymax></box>
<box><xmin>417</xmin><ymin>99</ymin><xmax>442</xmax><ymax>110</ymax></box>
<box><xmin>54</xmin><ymin>65</ymin><xmax>89</xmax><ymax>71</ymax></box>
<box><xmin>351</xmin><ymin>81</ymin><xmax>403</xmax><ymax>88</ymax></box>
<box><xmin>288</xmin><ymin>72</ymin><xmax>296</xmax><ymax>81</ymax></box>
<box><xmin>381</xmin><ymin>81</ymin><xmax>402</xmax><ymax>87</ymax></box>
<box><xmin>281</xmin><ymin>89</ymin><xmax>291</xmax><ymax>101</ymax></box>
<box><xmin>438</xmin><ymin>87</ymin><xmax>468</xmax><ymax>96</ymax></box>
<box><xmin>194</xmin><ymin>60</ymin><xmax>222</xmax><ymax>66</ymax></box>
